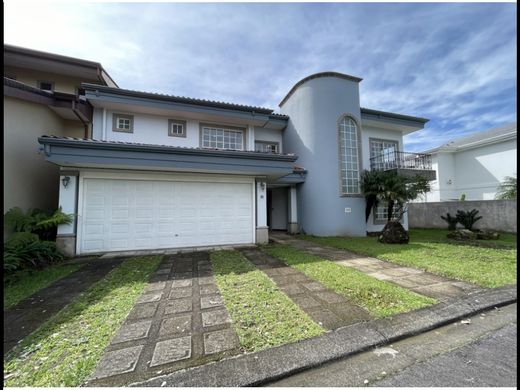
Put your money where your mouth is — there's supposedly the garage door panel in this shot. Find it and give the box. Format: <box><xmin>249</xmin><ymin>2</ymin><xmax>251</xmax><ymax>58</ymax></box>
<box><xmin>81</xmin><ymin>178</ymin><xmax>253</xmax><ymax>253</ymax></box>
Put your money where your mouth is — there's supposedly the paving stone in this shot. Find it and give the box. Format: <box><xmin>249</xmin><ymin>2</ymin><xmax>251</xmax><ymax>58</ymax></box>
<box><xmin>263</xmin><ymin>268</ymin><xmax>281</xmax><ymax>277</ymax></box>
<box><xmin>201</xmin><ymin>309</ymin><xmax>231</xmax><ymax>327</ymax></box>
<box><xmin>145</xmin><ymin>281</ymin><xmax>167</xmax><ymax>292</ymax></box>
<box><xmin>271</xmin><ymin>275</ymin><xmax>295</xmax><ymax>285</ymax></box>
<box><xmin>150</xmin><ymin>274</ymin><xmax>169</xmax><ymax>283</ymax></box>
<box><xmin>91</xmin><ymin>345</ymin><xmax>143</xmax><ymax>379</ymax></box>
<box><xmin>165</xmin><ymin>298</ymin><xmax>193</xmax><ymax>315</ymax></box>
<box><xmin>203</xmin><ymin>329</ymin><xmax>239</xmax><ymax>355</ymax></box>
<box><xmin>150</xmin><ymin>336</ymin><xmax>192</xmax><ymax>367</ymax></box>
<box><xmin>171</xmin><ymin>279</ymin><xmax>193</xmax><ymax>288</ymax></box>
<box><xmin>412</xmin><ymin>283</ymin><xmax>468</xmax><ymax>299</ymax></box>
<box><xmin>307</xmin><ymin>307</ymin><xmax>345</xmax><ymax>329</ymax></box>
<box><xmin>200</xmin><ymin>283</ymin><xmax>219</xmax><ymax>296</ymax></box>
<box><xmin>366</xmin><ymin>271</ymin><xmax>394</xmax><ymax>281</ymax></box>
<box><xmin>302</xmin><ymin>282</ymin><xmax>327</xmax><ymax>292</ymax></box>
<box><xmin>156</xmin><ymin>268</ymin><xmax>171</xmax><ymax>275</ymax></box>
<box><xmin>173</xmin><ymin>272</ymin><xmax>193</xmax><ymax>280</ymax></box>
<box><xmin>199</xmin><ymin>276</ymin><xmax>217</xmax><ymax>285</ymax></box>
<box><xmin>159</xmin><ymin>315</ymin><xmax>192</xmax><ymax>336</ymax></box>
<box><xmin>290</xmin><ymin>273</ymin><xmax>311</xmax><ymax>282</ymax></box>
<box><xmin>379</xmin><ymin>268</ymin><xmax>417</xmax><ymax>278</ymax></box>
<box><xmin>201</xmin><ymin>295</ymin><xmax>224</xmax><ymax>309</ymax></box>
<box><xmin>392</xmin><ymin>277</ymin><xmax>423</xmax><ymax>288</ymax></box>
<box><xmin>198</xmin><ymin>269</ymin><xmax>213</xmax><ymax>277</ymax></box>
<box><xmin>402</xmin><ymin>273</ymin><xmax>451</xmax><ymax>285</ymax></box>
<box><xmin>329</xmin><ymin>303</ymin><xmax>371</xmax><ymax>321</ymax></box>
<box><xmin>276</xmin><ymin>267</ymin><xmax>298</xmax><ymax>275</ymax></box>
<box><xmin>169</xmin><ymin>287</ymin><xmax>193</xmax><ymax>299</ymax></box>
<box><xmin>280</xmin><ymin>284</ymin><xmax>305</xmax><ymax>296</ymax></box>
<box><xmin>112</xmin><ymin>320</ymin><xmax>152</xmax><ymax>344</ymax></box>
<box><xmin>292</xmin><ymin>295</ymin><xmax>321</xmax><ymax>309</ymax></box>
<box><xmin>127</xmin><ymin>302</ymin><xmax>159</xmax><ymax>320</ymax></box>
<box><xmin>314</xmin><ymin>291</ymin><xmax>345</xmax><ymax>304</ymax></box>
<box><xmin>394</xmin><ymin>266</ymin><xmax>425</xmax><ymax>275</ymax></box>
<box><xmin>136</xmin><ymin>292</ymin><xmax>163</xmax><ymax>304</ymax></box>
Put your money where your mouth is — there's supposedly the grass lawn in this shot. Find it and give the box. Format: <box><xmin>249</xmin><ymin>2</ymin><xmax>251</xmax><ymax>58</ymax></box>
<box><xmin>264</xmin><ymin>244</ymin><xmax>435</xmax><ymax>318</ymax></box>
<box><xmin>299</xmin><ymin>228</ymin><xmax>517</xmax><ymax>288</ymax></box>
<box><xmin>4</xmin><ymin>264</ymin><xmax>82</xmax><ymax>309</ymax></box>
<box><xmin>211</xmin><ymin>250</ymin><xmax>324</xmax><ymax>352</ymax></box>
<box><xmin>4</xmin><ymin>256</ymin><xmax>161</xmax><ymax>387</ymax></box>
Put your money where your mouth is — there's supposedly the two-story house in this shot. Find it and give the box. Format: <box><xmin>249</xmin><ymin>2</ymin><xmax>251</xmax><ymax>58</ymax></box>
<box><xmin>37</xmin><ymin>72</ymin><xmax>435</xmax><ymax>256</ymax></box>
<box><xmin>3</xmin><ymin>44</ymin><xmax>117</xmax><ymax>220</ymax></box>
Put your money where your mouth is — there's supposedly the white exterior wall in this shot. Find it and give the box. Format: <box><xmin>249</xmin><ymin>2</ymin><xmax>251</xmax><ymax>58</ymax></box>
<box><xmin>254</xmin><ymin>127</ymin><xmax>284</xmax><ymax>153</ymax></box>
<box><xmin>360</xmin><ymin>125</ymin><xmax>404</xmax><ymax>170</ymax></box>
<box><xmin>423</xmin><ymin>139</ymin><xmax>516</xmax><ymax>201</ymax></box>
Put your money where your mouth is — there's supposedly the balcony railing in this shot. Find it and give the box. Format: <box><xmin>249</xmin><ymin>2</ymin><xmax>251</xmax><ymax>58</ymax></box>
<box><xmin>370</xmin><ymin>150</ymin><xmax>432</xmax><ymax>171</ymax></box>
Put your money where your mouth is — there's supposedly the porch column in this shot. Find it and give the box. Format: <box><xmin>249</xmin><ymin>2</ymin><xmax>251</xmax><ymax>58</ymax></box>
<box><xmin>256</xmin><ymin>180</ymin><xmax>268</xmax><ymax>244</ymax></box>
<box><xmin>56</xmin><ymin>171</ymin><xmax>78</xmax><ymax>257</ymax></box>
<box><xmin>288</xmin><ymin>185</ymin><xmax>299</xmax><ymax>234</ymax></box>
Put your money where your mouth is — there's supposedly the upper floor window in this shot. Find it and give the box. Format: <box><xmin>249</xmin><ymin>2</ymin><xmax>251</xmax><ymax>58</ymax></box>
<box><xmin>370</xmin><ymin>138</ymin><xmax>399</xmax><ymax>170</ymax></box>
<box><xmin>201</xmin><ymin>124</ymin><xmax>244</xmax><ymax>150</ymax></box>
<box><xmin>112</xmin><ymin>114</ymin><xmax>134</xmax><ymax>133</ymax></box>
<box><xmin>338</xmin><ymin>116</ymin><xmax>361</xmax><ymax>195</ymax></box>
<box><xmin>168</xmin><ymin>119</ymin><xmax>187</xmax><ymax>138</ymax></box>
<box><xmin>38</xmin><ymin>80</ymin><xmax>54</xmax><ymax>92</ymax></box>
<box><xmin>255</xmin><ymin>141</ymin><xmax>279</xmax><ymax>153</ymax></box>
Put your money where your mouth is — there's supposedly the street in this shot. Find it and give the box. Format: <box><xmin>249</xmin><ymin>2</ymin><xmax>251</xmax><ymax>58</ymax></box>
<box><xmin>267</xmin><ymin>303</ymin><xmax>517</xmax><ymax>387</ymax></box>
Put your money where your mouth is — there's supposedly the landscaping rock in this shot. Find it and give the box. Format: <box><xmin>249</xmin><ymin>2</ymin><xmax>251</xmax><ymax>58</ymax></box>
<box><xmin>475</xmin><ymin>229</ymin><xmax>501</xmax><ymax>240</ymax></box>
<box><xmin>378</xmin><ymin>221</ymin><xmax>409</xmax><ymax>244</ymax></box>
<box><xmin>446</xmin><ymin>229</ymin><xmax>476</xmax><ymax>240</ymax></box>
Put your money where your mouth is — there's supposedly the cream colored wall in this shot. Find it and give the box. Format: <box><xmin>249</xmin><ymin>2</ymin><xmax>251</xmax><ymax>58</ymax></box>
<box><xmin>3</xmin><ymin>97</ymin><xmax>84</xmax><ymax>218</ymax></box>
<box><xmin>4</xmin><ymin>65</ymin><xmax>97</xmax><ymax>94</ymax></box>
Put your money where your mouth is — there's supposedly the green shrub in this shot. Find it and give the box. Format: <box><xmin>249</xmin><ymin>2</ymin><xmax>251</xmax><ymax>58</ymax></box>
<box><xmin>4</xmin><ymin>232</ymin><xmax>65</xmax><ymax>274</ymax></box>
<box><xmin>456</xmin><ymin>209</ymin><xmax>483</xmax><ymax>230</ymax></box>
<box><xmin>440</xmin><ymin>213</ymin><xmax>459</xmax><ymax>230</ymax></box>
<box><xmin>4</xmin><ymin>207</ymin><xmax>73</xmax><ymax>241</ymax></box>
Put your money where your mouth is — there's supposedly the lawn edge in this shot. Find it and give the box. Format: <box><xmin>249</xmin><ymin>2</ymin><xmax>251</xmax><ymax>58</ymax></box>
<box><xmin>129</xmin><ymin>284</ymin><xmax>517</xmax><ymax>387</ymax></box>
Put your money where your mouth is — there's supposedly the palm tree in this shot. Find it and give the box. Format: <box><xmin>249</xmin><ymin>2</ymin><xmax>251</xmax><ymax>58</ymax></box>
<box><xmin>496</xmin><ymin>175</ymin><xmax>517</xmax><ymax>200</ymax></box>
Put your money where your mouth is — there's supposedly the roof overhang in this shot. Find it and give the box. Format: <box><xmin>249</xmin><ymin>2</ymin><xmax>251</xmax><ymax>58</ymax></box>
<box><xmin>82</xmin><ymin>84</ymin><xmax>288</xmax><ymax>130</ymax></box>
<box><xmin>424</xmin><ymin>130</ymin><xmax>517</xmax><ymax>154</ymax></box>
<box><xmin>361</xmin><ymin>108</ymin><xmax>429</xmax><ymax>134</ymax></box>
<box><xmin>4</xmin><ymin>44</ymin><xmax>117</xmax><ymax>87</ymax></box>
<box><xmin>38</xmin><ymin>137</ymin><xmax>299</xmax><ymax>181</ymax></box>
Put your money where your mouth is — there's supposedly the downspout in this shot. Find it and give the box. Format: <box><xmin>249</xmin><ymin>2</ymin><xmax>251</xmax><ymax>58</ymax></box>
<box><xmin>71</xmin><ymin>100</ymin><xmax>90</xmax><ymax>138</ymax></box>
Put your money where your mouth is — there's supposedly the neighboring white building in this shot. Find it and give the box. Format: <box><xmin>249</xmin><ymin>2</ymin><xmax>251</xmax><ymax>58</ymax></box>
<box><xmin>418</xmin><ymin>123</ymin><xmax>517</xmax><ymax>202</ymax></box>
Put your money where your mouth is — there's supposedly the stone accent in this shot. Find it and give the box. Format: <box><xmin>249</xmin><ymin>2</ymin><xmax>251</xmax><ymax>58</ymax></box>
<box><xmin>91</xmin><ymin>346</ymin><xmax>143</xmax><ymax>379</ymax></box>
<box><xmin>150</xmin><ymin>337</ymin><xmax>192</xmax><ymax>367</ymax></box>
<box><xmin>288</xmin><ymin>222</ymin><xmax>300</xmax><ymax>234</ymax></box>
<box><xmin>203</xmin><ymin>329</ymin><xmax>240</xmax><ymax>354</ymax></box>
<box><xmin>256</xmin><ymin>226</ymin><xmax>269</xmax><ymax>244</ymax></box>
<box><xmin>56</xmin><ymin>234</ymin><xmax>76</xmax><ymax>257</ymax></box>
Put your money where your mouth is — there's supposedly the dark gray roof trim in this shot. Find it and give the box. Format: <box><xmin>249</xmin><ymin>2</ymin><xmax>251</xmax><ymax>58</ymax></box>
<box><xmin>39</xmin><ymin>136</ymin><xmax>298</xmax><ymax>162</ymax></box>
<box><xmin>361</xmin><ymin>107</ymin><xmax>429</xmax><ymax>124</ymax></box>
<box><xmin>4</xmin><ymin>76</ymin><xmax>55</xmax><ymax>98</ymax></box>
<box><xmin>82</xmin><ymin>83</ymin><xmax>286</xmax><ymax>118</ymax></box>
<box><xmin>279</xmin><ymin>71</ymin><xmax>363</xmax><ymax>107</ymax></box>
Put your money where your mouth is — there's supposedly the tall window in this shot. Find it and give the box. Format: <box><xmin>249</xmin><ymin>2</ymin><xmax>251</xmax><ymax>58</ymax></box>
<box><xmin>370</xmin><ymin>139</ymin><xmax>398</xmax><ymax>169</ymax></box>
<box><xmin>201</xmin><ymin>125</ymin><xmax>244</xmax><ymax>150</ymax></box>
<box><xmin>339</xmin><ymin>116</ymin><xmax>360</xmax><ymax>194</ymax></box>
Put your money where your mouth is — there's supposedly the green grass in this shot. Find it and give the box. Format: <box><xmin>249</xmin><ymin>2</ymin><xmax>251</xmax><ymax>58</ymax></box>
<box><xmin>299</xmin><ymin>228</ymin><xmax>517</xmax><ymax>288</ymax></box>
<box><xmin>4</xmin><ymin>264</ymin><xmax>82</xmax><ymax>309</ymax></box>
<box><xmin>4</xmin><ymin>256</ymin><xmax>162</xmax><ymax>387</ymax></box>
<box><xmin>210</xmin><ymin>250</ymin><xmax>324</xmax><ymax>352</ymax></box>
<box><xmin>264</xmin><ymin>244</ymin><xmax>436</xmax><ymax>318</ymax></box>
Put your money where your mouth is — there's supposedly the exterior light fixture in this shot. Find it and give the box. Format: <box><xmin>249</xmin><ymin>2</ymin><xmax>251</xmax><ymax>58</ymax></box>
<box><xmin>260</xmin><ymin>182</ymin><xmax>266</xmax><ymax>190</ymax></box>
<box><xmin>62</xmin><ymin>176</ymin><xmax>71</xmax><ymax>188</ymax></box>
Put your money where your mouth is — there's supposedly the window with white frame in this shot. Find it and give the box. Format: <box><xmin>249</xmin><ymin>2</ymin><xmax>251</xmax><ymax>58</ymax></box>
<box><xmin>201</xmin><ymin>125</ymin><xmax>244</xmax><ymax>150</ymax></box>
<box><xmin>112</xmin><ymin>114</ymin><xmax>134</xmax><ymax>133</ymax></box>
<box><xmin>370</xmin><ymin>139</ymin><xmax>398</xmax><ymax>169</ymax></box>
<box><xmin>255</xmin><ymin>141</ymin><xmax>279</xmax><ymax>153</ymax></box>
<box><xmin>339</xmin><ymin>116</ymin><xmax>360</xmax><ymax>195</ymax></box>
<box><xmin>168</xmin><ymin>119</ymin><xmax>187</xmax><ymax>137</ymax></box>
<box><xmin>374</xmin><ymin>203</ymin><xmax>402</xmax><ymax>223</ymax></box>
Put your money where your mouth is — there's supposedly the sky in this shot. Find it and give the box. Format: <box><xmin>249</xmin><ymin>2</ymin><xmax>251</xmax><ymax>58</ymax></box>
<box><xmin>4</xmin><ymin>2</ymin><xmax>517</xmax><ymax>151</ymax></box>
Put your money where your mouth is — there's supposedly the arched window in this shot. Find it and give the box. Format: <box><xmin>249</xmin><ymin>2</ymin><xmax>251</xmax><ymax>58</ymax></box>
<box><xmin>338</xmin><ymin>116</ymin><xmax>361</xmax><ymax>195</ymax></box>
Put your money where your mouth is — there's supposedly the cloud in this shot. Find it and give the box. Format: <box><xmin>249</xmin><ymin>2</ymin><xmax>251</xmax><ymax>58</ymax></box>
<box><xmin>4</xmin><ymin>3</ymin><xmax>516</xmax><ymax>151</ymax></box>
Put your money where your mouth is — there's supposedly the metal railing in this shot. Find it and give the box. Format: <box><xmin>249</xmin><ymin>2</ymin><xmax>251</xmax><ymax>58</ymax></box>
<box><xmin>370</xmin><ymin>150</ymin><xmax>432</xmax><ymax>171</ymax></box>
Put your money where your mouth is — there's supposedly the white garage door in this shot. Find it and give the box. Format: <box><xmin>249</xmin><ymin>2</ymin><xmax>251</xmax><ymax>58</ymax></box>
<box><xmin>79</xmin><ymin>178</ymin><xmax>254</xmax><ymax>254</ymax></box>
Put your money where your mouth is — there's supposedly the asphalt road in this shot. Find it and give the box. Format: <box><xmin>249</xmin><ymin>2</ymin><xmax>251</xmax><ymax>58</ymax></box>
<box><xmin>267</xmin><ymin>303</ymin><xmax>517</xmax><ymax>387</ymax></box>
<box><xmin>375</xmin><ymin>322</ymin><xmax>517</xmax><ymax>387</ymax></box>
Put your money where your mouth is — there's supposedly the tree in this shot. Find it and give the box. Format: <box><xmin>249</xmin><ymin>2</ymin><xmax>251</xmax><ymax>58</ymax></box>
<box><xmin>361</xmin><ymin>170</ymin><xmax>431</xmax><ymax>222</ymax></box>
<box><xmin>495</xmin><ymin>175</ymin><xmax>517</xmax><ymax>200</ymax></box>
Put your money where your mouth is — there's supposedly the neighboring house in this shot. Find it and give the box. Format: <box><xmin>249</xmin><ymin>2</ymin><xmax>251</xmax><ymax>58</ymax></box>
<box><xmin>36</xmin><ymin>71</ymin><xmax>435</xmax><ymax>256</ymax></box>
<box><xmin>417</xmin><ymin>123</ymin><xmax>517</xmax><ymax>202</ymax></box>
<box><xmin>3</xmin><ymin>44</ymin><xmax>118</xmax><ymax>222</ymax></box>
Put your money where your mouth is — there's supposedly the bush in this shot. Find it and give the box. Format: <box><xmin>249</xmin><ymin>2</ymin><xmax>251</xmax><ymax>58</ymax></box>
<box><xmin>456</xmin><ymin>209</ymin><xmax>483</xmax><ymax>230</ymax></box>
<box><xmin>4</xmin><ymin>207</ymin><xmax>73</xmax><ymax>241</ymax></box>
<box><xmin>3</xmin><ymin>232</ymin><xmax>65</xmax><ymax>274</ymax></box>
<box><xmin>440</xmin><ymin>213</ymin><xmax>459</xmax><ymax>230</ymax></box>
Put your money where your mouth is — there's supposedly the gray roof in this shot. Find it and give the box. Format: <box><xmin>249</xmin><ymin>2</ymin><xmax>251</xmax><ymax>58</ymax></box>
<box><xmin>82</xmin><ymin>83</ymin><xmax>288</xmax><ymax>119</ymax></box>
<box><xmin>425</xmin><ymin>122</ymin><xmax>517</xmax><ymax>153</ymax></box>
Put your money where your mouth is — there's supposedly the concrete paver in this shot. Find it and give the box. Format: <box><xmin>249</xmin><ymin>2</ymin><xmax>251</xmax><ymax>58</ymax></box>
<box><xmin>270</xmin><ymin>233</ymin><xmax>485</xmax><ymax>302</ymax></box>
<box><xmin>88</xmin><ymin>252</ymin><xmax>240</xmax><ymax>387</ymax></box>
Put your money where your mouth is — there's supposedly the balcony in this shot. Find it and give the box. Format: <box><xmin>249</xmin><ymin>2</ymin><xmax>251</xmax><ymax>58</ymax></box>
<box><xmin>370</xmin><ymin>150</ymin><xmax>436</xmax><ymax>180</ymax></box>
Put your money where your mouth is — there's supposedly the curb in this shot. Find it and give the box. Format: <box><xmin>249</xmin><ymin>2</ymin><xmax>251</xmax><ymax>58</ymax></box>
<box><xmin>129</xmin><ymin>284</ymin><xmax>517</xmax><ymax>387</ymax></box>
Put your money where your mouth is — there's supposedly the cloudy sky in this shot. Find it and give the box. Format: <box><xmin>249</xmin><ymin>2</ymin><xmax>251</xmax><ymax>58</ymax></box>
<box><xmin>4</xmin><ymin>2</ymin><xmax>517</xmax><ymax>151</ymax></box>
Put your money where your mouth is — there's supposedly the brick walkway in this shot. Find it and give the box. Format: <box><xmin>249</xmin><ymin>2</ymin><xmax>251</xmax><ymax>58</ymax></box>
<box><xmin>270</xmin><ymin>233</ymin><xmax>485</xmax><ymax>302</ymax></box>
<box><xmin>239</xmin><ymin>247</ymin><xmax>371</xmax><ymax>330</ymax></box>
<box><xmin>87</xmin><ymin>252</ymin><xmax>240</xmax><ymax>387</ymax></box>
<box><xmin>4</xmin><ymin>258</ymin><xmax>123</xmax><ymax>355</ymax></box>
